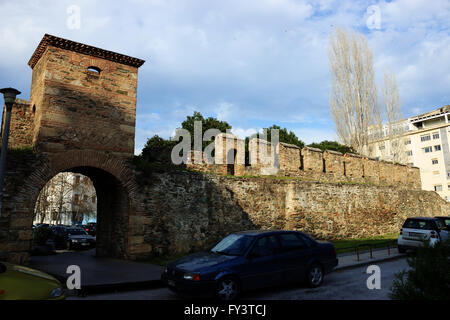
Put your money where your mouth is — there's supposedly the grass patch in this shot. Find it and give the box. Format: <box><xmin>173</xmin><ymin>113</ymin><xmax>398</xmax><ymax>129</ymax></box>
<box><xmin>332</xmin><ymin>233</ymin><xmax>399</xmax><ymax>254</ymax></box>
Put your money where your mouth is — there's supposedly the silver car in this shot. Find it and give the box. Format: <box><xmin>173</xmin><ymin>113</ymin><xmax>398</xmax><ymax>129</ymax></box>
<box><xmin>398</xmin><ymin>217</ymin><xmax>449</xmax><ymax>253</ymax></box>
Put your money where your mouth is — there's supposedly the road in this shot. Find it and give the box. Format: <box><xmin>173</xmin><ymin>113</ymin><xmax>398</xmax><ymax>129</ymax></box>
<box><xmin>68</xmin><ymin>257</ymin><xmax>409</xmax><ymax>300</ymax></box>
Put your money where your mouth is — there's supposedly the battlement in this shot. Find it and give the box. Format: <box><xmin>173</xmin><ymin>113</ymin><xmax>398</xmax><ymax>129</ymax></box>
<box><xmin>186</xmin><ymin>134</ymin><xmax>422</xmax><ymax>190</ymax></box>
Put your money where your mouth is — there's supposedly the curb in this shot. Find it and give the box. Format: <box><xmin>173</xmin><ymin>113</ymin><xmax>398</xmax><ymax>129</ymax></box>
<box><xmin>334</xmin><ymin>253</ymin><xmax>406</xmax><ymax>272</ymax></box>
<box><xmin>48</xmin><ymin>272</ymin><xmax>165</xmax><ymax>297</ymax></box>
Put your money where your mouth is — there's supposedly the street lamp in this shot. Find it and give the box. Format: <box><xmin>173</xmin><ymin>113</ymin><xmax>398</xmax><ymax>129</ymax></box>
<box><xmin>0</xmin><ymin>87</ymin><xmax>21</xmax><ymax>217</ymax></box>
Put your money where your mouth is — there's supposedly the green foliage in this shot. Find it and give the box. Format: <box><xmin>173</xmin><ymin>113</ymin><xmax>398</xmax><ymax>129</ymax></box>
<box><xmin>390</xmin><ymin>240</ymin><xmax>450</xmax><ymax>300</ymax></box>
<box><xmin>141</xmin><ymin>135</ymin><xmax>177</xmax><ymax>164</ymax></box>
<box><xmin>307</xmin><ymin>140</ymin><xmax>355</xmax><ymax>154</ymax></box>
<box><xmin>32</xmin><ymin>226</ymin><xmax>53</xmax><ymax>246</ymax></box>
<box><xmin>251</xmin><ymin>125</ymin><xmax>305</xmax><ymax>149</ymax></box>
<box><xmin>181</xmin><ymin>111</ymin><xmax>232</xmax><ymax>150</ymax></box>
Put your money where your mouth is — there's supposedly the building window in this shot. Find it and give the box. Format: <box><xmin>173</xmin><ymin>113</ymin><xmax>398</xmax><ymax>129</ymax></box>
<box><xmin>447</xmin><ymin>184</ymin><xmax>450</xmax><ymax>190</ymax></box>
<box><xmin>404</xmin><ymin>139</ymin><xmax>411</xmax><ymax>145</ymax></box>
<box><xmin>424</xmin><ymin>146</ymin><xmax>433</xmax><ymax>153</ymax></box>
<box><xmin>421</xmin><ymin>135</ymin><xmax>431</xmax><ymax>142</ymax></box>
<box><xmin>434</xmin><ymin>145</ymin><xmax>441</xmax><ymax>151</ymax></box>
<box><xmin>432</xmin><ymin>159</ymin><xmax>439</xmax><ymax>165</ymax></box>
<box><xmin>433</xmin><ymin>170</ymin><xmax>440</xmax><ymax>175</ymax></box>
<box><xmin>433</xmin><ymin>132</ymin><xmax>440</xmax><ymax>139</ymax></box>
<box><xmin>406</xmin><ymin>151</ymin><xmax>413</xmax><ymax>156</ymax></box>
<box><xmin>379</xmin><ymin>143</ymin><xmax>385</xmax><ymax>150</ymax></box>
<box><xmin>434</xmin><ymin>185</ymin><xmax>443</xmax><ymax>192</ymax></box>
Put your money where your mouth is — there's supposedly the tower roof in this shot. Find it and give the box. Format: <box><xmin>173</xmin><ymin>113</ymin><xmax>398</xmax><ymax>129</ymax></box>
<box><xmin>28</xmin><ymin>34</ymin><xmax>145</xmax><ymax>69</ymax></box>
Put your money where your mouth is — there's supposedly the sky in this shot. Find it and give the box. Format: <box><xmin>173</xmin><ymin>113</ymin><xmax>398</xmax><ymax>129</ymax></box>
<box><xmin>0</xmin><ymin>0</ymin><xmax>449</xmax><ymax>154</ymax></box>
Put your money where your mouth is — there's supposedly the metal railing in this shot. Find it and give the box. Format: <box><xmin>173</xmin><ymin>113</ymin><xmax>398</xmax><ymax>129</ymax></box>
<box><xmin>337</xmin><ymin>240</ymin><xmax>398</xmax><ymax>261</ymax></box>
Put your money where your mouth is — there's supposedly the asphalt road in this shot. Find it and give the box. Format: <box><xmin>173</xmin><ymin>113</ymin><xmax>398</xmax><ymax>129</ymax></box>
<box><xmin>68</xmin><ymin>257</ymin><xmax>409</xmax><ymax>300</ymax></box>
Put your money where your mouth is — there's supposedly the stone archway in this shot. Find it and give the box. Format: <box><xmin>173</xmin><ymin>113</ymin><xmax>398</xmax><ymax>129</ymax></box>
<box><xmin>1</xmin><ymin>150</ymin><xmax>143</xmax><ymax>263</ymax></box>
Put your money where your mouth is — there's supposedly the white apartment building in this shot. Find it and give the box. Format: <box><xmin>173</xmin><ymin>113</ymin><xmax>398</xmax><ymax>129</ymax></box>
<box><xmin>368</xmin><ymin>105</ymin><xmax>450</xmax><ymax>201</ymax></box>
<box><xmin>33</xmin><ymin>172</ymin><xmax>97</xmax><ymax>225</ymax></box>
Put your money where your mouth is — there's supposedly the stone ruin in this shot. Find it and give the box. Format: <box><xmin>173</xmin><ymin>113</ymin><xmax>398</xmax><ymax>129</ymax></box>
<box><xmin>186</xmin><ymin>133</ymin><xmax>422</xmax><ymax>190</ymax></box>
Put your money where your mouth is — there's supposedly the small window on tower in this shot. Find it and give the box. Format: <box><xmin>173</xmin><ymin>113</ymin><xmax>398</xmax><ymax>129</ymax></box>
<box><xmin>87</xmin><ymin>66</ymin><xmax>101</xmax><ymax>74</ymax></box>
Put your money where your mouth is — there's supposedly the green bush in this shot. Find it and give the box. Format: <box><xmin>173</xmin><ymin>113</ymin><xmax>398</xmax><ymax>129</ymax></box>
<box><xmin>390</xmin><ymin>240</ymin><xmax>450</xmax><ymax>300</ymax></box>
<box><xmin>141</xmin><ymin>135</ymin><xmax>177</xmax><ymax>164</ymax></box>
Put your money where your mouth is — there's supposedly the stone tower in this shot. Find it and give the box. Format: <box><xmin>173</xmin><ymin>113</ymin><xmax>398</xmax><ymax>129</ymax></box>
<box><xmin>19</xmin><ymin>34</ymin><xmax>145</xmax><ymax>156</ymax></box>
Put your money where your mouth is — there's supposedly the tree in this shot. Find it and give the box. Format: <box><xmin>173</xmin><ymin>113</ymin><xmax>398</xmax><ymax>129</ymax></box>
<box><xmin>383</xmin><ymin>70</ymin><xmax>406</xmax><ymax>164</ymax></box>
<box><xmin>308</xmin><ymin>140</ymin><xmax>356</xmax><ymax>154</ymax></box>
<box><xmin>34</xmin><ymin>173</ymin><xmax>97</xmax><ymax>225</ymax></box>
<box><xmin>251</xmin><ymin>125</ymin><xmax>305</xmax><ymax>149</ymax></box>
<box><xmin>329</xmin><ymin>27</ymin><xmax>380</xmax><ymax>155</ymax></box>
<box><xmin>181</xmin><ymin>111</ymin><xmax>232</xmax><ymax>150</ymax></box>
<box><xmin>141</xmin><ymin>135</ymin><xmax>177</xmax><ymax>163</ymax></box>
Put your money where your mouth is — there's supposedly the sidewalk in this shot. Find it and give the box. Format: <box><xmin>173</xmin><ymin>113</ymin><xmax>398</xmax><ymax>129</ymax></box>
<box><xmin>336</xmin><ymin>247</ymin><xmax>405</xmax><ymax>271</ymax></box>
<box><xmin>29</xmin><ymin>249</ymin><xmax>165</xmax><ymax>294</ymax></box>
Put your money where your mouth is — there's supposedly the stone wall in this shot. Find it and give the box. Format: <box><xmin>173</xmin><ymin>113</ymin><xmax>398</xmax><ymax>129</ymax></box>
<box><xmin>130</xmin><ymin>170</ymin><xmax>449</xmax><ymax>257</ymax></box>
<box><xmin>278</xmin><ymin>142</ymin><xmax>301</xmax><ymax>173</ymax></box>
<box><xmin>1</xmin><ymin>99</ymin><xmax>34</xmax><ymax>149</ymax></box>
<box><xmin>1</xmin><ymin>151</ymin><xmax>447</xmax><ymax>263</ymax></box>
<box><xmin>191</xmin><ymin>135</ymin><xmax>422</xmax><ymax>190</ymax></box>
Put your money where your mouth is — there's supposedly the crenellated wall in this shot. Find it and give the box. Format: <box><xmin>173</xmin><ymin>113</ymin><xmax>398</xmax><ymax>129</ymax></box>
<box><xmin>187</xmin><ymin>136</ymin><xmax>422</xmax><ymax>190</ymax></box>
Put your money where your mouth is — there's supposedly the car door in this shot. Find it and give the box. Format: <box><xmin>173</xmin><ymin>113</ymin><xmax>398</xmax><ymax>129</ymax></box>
<box><xmin>277</xmin><ymin>233</ymin><xmax>313</xmax><ymax>283</ymax></box>
<box><xmin>242</xmin><ymin>235</ymin><xmax>282</xmax><ymax>290</ymax></box>
<box><xmin>436</xmin><ymin>219</ymin><xmax>449</xmax><ymax>243</ymax></box>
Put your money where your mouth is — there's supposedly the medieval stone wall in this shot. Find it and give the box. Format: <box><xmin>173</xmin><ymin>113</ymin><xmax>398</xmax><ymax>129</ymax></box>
<box><xmin>130</xmin><ymin>170</ymin><xmax>449</xmax><ymax>257</ymax></box>
<box><xmin>190</xmin><ymin>136</ymin><xmax>422</xmax><ymax>190</ymax></box>
<box><xmin>1</xmin><ymin>99</ymin><xmax>34</xmax><ymax>148</ymax></box>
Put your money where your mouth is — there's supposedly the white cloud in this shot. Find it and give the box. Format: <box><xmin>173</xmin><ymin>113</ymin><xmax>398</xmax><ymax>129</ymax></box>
<box><xmin>0</xmin><ymin>0</ymin><xmax>449</xmax><ymax>156</ymax></box>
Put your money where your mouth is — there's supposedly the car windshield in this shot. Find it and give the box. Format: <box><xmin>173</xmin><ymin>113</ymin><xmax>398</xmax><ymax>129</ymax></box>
<box><xmin>68</xmin><ymin>229</ymin><xmax>88</xmax><ymax>235</ymax></box>
<box><xmin>403</xmin><ymin>219</ymin><xmax>435</xmax><ymax>230</ymax></box>
<box><xmin>211</xmin><ymin>234</ymin><xmax>254</xmax><ymax>256</ymax></box>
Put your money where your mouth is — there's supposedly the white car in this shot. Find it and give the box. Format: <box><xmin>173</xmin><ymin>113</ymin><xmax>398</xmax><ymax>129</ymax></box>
<box><xmin>397</xmin><ymin>217</ymin><xmax>449</xmax><ymax>253</ymax></box>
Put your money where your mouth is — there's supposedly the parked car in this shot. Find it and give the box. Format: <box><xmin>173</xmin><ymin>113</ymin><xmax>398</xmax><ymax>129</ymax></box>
<box><xmin>161</xmin><ymin>230</ymin><xmax>338</xmax><ymax>300</ymax></box>
<box><xmin>50</xmin><ymin>226</ymin><xmax>70</xmax><ymax>250</ymax></box>
<box><xmin>398</xmin><ymin>217</ymin><xmax>450</xmax><ymax>253</ymax></box>
<box><xmin>0</xmin><ymin>261</ymin><xmax>65</xmax><ymax>300</ymax></box>
<box><xmin>83</xmin><ymin>222</ymin><xmax>97</xmax><ymax>236</ymax></box>
<box><xmin>66</xmin><ymin>228</ymin><xmax>96</xmax><ymax>250</ymax></box>
<box><xmin>435</xmin><ymin>216</ymin><xmax>450</xmax><ymax>231</ymax></box>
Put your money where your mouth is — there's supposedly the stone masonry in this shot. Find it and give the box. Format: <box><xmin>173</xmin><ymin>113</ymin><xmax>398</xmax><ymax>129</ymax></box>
<box><xmin>188</xmin><ymin>135</ymin><xmax>422</xmax><ymax>190</ymax></box>
<box><xmin>0</xmin><ymin>34</ymin><xmax>444</xmax><ymax>264</ymax></box>
<box><xmin>0</xmin><ymin>34</ymin><xmax>145</xmax><ymax>264</ymax></box>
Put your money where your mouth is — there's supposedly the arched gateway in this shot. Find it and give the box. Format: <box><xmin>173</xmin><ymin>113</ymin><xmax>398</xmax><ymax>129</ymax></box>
<box><xmin>0</xmin><ymin>34</ymin><xmax>146</xmax><ymax>264</ymax></box>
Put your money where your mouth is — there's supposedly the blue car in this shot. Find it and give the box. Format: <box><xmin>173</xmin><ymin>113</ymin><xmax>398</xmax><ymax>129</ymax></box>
<box><xmin>161</xmin><ymin>230</ymin><xmax>338</xmax><ymax>300</ymax></box>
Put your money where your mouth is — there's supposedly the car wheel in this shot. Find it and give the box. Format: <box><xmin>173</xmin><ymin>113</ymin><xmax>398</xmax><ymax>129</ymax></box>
<box><xmin>306</xmin><ymin>263</ymin><xmax>324</xmax><ymax>288</ymax></box>
<box><xmin>398</xmin><ymin>246</ymin><xmax>406</xmax><ymax>254</ymax></box>
<box><xmin>216</xmin><ymin>276</ymin><xmax>240</xmax><ymax>301</ymax></box>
